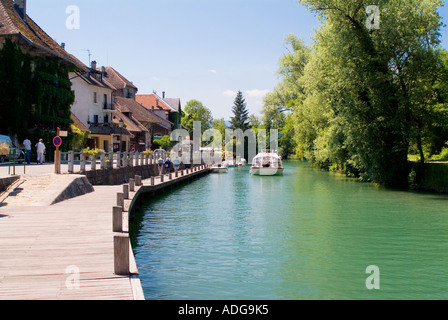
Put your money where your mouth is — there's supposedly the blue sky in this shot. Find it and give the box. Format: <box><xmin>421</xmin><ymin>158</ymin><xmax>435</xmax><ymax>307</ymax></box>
<box><xmin>28</xmin><ymin>0</ymin><xmax>448</xmax><ymax>120</ymax></box>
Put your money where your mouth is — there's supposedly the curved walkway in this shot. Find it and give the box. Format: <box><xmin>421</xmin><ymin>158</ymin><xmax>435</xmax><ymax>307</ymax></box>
<box><xmin>0</xmin><ymin>164</ymin><xmax>144</xmax><ymax>300</ymax></box>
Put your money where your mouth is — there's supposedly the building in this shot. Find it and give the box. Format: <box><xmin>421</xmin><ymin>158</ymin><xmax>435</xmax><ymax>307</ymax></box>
<box><xmin>0</xmin><ymin>0</ymin><xmax>85</xmax><ymax>68</ymax></box>
<box><xmin>70</xmin><ymin>61</ymin><xmax>132</xmax><ymax>152</ymax></box>
<box><xmin>0</xmin><ymin>0</ymin><xmax>87</xmax><ymax>144</ymax></box>
<box><xmin>101</xmin><ymin>67</ymin><xmax>173</xmax><ymax>151</ymax></box>
<box><xmin>113</xmin><ymin>97</ymin><xmax>172</xmax><ymax>151</ymax></box>
<box><xmin>136</xmin><ymin>92</ymin><xmax>183</xmax><ymax>130</ymax></box>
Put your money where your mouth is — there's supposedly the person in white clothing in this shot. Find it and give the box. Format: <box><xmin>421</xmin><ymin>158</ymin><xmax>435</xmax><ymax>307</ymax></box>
<box><xmin>35</xmin><ymin>139</ymin><xmax>46</xmax><ymax>164</ymax></box>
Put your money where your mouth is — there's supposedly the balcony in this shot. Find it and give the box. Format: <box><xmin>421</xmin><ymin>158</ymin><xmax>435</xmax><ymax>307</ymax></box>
<box><xmin>103</xmin><ymin>103</ymin><xmax>113</xmax><ymax>111</ymax></box>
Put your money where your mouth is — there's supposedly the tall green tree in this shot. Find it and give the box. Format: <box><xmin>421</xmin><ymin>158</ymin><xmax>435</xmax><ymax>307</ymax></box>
<box><xmin>293</xmin><ymin>0</ymin><xmax>444</xmax><ymax>188</ymax></box>
<box><xmin>181</xmin><ymin>99</ymin><xmax>213</xmax><ymax>135</ymax></box>
<box><xmin>230</xmin><ymin>91</ymin><xmax>250</xmax><ymax>131</ymax></box>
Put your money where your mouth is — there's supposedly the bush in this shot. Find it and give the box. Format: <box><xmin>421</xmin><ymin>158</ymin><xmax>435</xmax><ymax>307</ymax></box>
<box><xmin>82</xmin><ymin>147</ymin><xmax>105</xmax><ymax>157</ymax></box>
<box><xmin>430</xmin><ymin>142</ymin><xmax>448</xmax><ymax>162</ymax></box>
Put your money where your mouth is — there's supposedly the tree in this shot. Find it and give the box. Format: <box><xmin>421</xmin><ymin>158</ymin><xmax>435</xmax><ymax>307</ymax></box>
<box><xmin>181</xmin><ymin>100</ymin><xmax>213</xmax><ymax>135</ymax></box>
<box><xmin>293</xmin><ymin>0</ymin><xmax>444</xmax><ymax>188</ymax></box>
<box><xmin>153</xmin><ymin>135</ymin><xmax>171</xmax><ymax>150</ymax></box>
<box><xmin>230</xmin><ymin>91</ymin><xmax>250</xmax><ymax>131</ymax></box>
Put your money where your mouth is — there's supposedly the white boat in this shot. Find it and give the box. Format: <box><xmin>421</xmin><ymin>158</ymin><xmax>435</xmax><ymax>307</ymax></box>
<box><xmin>250</xmin><ymin>151</ymin><xmax>283</xmax><ymax>176</ymax></box>
<box><xmin>224</xmin><ymin>160</ymin><xmax>235</xmax><ymax>168</ymax></box>
<box><xmin>236</xmin><ymin>158</ymin><xmax>247</xmax><ymax>166</ymax></box>
<box><xmin>211</xmin><ymin>163</ymin><xmax>228</xmax><ymax>173</ymax></box>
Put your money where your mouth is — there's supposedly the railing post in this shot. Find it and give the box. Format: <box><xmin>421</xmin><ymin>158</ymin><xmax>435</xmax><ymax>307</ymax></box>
<box><xmin>100</xmin><ymin>153</ymin><xmax>106</xmax><ymax>170</ymax></box>
<box><xmin>123</xmin><ymin>184</ymin><xmax>129</xmax><ymax>200</ymax></box>
<box><xmin>80</xmin><ymin>153</ymin><xmax>86</xmax><ymax>173</ymax></box>
<box><xmin>129</xmin><ymin>152</ymin><xmax>134</xmax><ymax>167</ymax></box>
<box><xmin>129</xmin><ymin>178</ymin><xmax>135</xmax><ymax>192</ymax></box>
<box><xmin>150</xmin><ymin>176</ymin><xmax>155</xmax><ymax>186</ymax></box>
<box><xmin>135</xmin><ymin>175</ymin><xmax>142</xmax><ymax>187</ymax></box>
<box><xmin>68</xmin><ymin>151</ymin><xmax>74</xmax><ymax>173</ymax></box>
<box><xmin>114</xmin><ymin>233</ymin><xmax>130</xmax><ymax>275</ymax></box>
<box><xmin>117</xmin><ymin>192</ymin><xmax>124</xmax><ymax>209</ymax></box>
<box><xmin>124</xmin><ymin>152</ymin><xmax>129</xmax><ymax>167</ymax></box>
<box><xmin>92</xmin><ymin>156</ymin><xmax>97</xmax><ymax>171</ymax></box>
<box><xmin>113</xmin><ymin>206</ymin><xmax>123</xmax><ymax>232</ymax></box>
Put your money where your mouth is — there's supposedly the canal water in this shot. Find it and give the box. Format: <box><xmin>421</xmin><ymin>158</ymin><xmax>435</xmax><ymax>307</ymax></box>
<box><xmin>130</xmin><ymin>161</ymin><xmax>448</xmax><ymax>300</ymax></box>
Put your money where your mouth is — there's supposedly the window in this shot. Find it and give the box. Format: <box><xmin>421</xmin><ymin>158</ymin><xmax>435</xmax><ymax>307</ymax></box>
<box><xmin>93</xmin><ymin>115</ymin><xmax>99</xmax><ymax>124</ymax></box>
<box><xmin>103</xmin><ymin>94</ymin><xmax>108</xmax><ymax>109</ymax></box>
<box><xmin>93</xmin><ymin>92</ymin><xmax>98</xmax><ymax>103</ymax></box>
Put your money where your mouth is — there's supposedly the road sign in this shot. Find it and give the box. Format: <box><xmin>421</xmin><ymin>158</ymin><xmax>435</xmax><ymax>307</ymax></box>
<box><xmin>53</xmin><ymin>136</ymin><xmax>62</xmax><ymax>147</ymax></box>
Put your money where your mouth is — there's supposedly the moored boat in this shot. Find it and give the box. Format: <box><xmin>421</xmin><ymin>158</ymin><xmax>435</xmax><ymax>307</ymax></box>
<box><xmin>250</xmin><ymin>151</ymin><xmax>283</xmax><ymax>176</ymax></box>
<box><xmin>211</xmin><ymin>163</ymin><xmax>228</xmax><ymax>173</ymax></box>
<box><xmin>236</xmin><ymin>158</ymin><xmax>247</xmax><ymax>166</ymax></box>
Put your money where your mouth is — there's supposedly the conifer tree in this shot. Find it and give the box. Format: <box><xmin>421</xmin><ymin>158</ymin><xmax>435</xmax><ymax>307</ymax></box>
<box><xmin>230</xmin><ymin>91</ymin><xmax>250</xmax><ymax>131</ymax></box>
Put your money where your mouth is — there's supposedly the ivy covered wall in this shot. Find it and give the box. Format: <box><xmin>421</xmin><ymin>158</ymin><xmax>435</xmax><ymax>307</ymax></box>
<box><xmin>0</xmin><ymin>38</ymin><xmax>76</xmax><ymax>157</ymax></box>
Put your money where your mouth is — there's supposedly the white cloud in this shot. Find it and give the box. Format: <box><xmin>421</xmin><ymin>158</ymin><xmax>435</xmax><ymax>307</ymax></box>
<box><xmin>151</xmin><ymin>76</ymin><xmax>161</xmax><ymax>81</ymax></box>
<box><xmin>245</xmin><ymin>89</ymin><xmax>270</xmax><ymax>98</ymax></box>
<box><xmin>209</xmin><ymin>69</ymin><xmax>217</xmax><ymax>74</ymax></box>
<box><xmin>223</xmin><ymin>89</ymin><xmax>237</xmax><ymax>96</ymax></box>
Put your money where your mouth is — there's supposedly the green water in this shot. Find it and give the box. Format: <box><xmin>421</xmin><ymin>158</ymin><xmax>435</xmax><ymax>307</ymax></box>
<box><xmin>130</xmin><ymin>161</ymin><xmax>448</xmax><ymax>300</ymax></box>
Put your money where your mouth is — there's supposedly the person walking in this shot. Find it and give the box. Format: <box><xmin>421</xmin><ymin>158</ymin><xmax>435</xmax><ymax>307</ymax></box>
<box><xmin>173</xmin><ymin>157</ymin><xmax>180</xmax><ymax>174</ymax></box>
<box><xmin>158</xmin><ymin>156</ymin><xmax>164</xmax><ymax>176</ymax></box>
<box><xmin>23</xmin><ymin>138</ymin><xmax>31</xmax><ymax>164</ymax></box>
<box><xmin>35</xmin><ymin>139</ymin><xmax>46</xmax><ymax>164</ymax></box>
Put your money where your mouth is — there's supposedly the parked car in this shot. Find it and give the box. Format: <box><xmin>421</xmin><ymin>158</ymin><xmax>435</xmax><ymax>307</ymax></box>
<box><xmin>0</xmin><ymin>135</ymin><xmax>24</xmax><ymax>163</ymax></box>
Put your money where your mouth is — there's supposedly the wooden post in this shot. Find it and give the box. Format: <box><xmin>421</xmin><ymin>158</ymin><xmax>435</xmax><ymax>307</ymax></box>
<box><xmin>117</xmin><ymin>192</ymin><xmax>124</xmax><ymax>209</ymax></box>
<box><xmin>123</xmin><ymin>184</ymin><xmax>129</xmax><ymax>200</ymax></box>
<box><xmin>160</xmin><ymin>174</ymin><xmax>164</xmax><ymax>183</ymax></box>
<box><xmin>169</xmin><ymin>173</ymin><xmax>172</xmax><ymax>180</ymax></box>
<box><xmin>114</xmin><ymin>233</ymin><xmax>130</xmax><ymax>275</ymax></box>
<box><xmin>150</xmin><ymin>176</ymin><xmax>155</xmax><ymax>186</ymax></box>
<box><xmin>113</xmin><ymin>206</ymin><xmax>123</xmax><ymax>232</ymax></box>
<box><xmin>55</xmin><ymin>127</ymin><xmax>60</xmax><ymax>174</ymax></box>
<box><xmin>129</xmin><ymin>178</ymin><xmax>135</xmax><ymax>192</ymax></box>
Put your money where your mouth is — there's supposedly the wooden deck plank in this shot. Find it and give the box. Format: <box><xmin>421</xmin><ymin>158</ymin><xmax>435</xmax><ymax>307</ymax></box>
<box><xmin>0</xmin><ymin>166</ymin><xmax>210</xmax><ymax>300</ymax></box>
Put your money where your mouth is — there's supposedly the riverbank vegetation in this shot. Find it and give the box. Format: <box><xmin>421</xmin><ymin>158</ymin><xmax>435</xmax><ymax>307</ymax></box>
<box><xmin>263</xmin><ymin>0</ymin><xmax>448</xmax><ymax>190</ymax></box>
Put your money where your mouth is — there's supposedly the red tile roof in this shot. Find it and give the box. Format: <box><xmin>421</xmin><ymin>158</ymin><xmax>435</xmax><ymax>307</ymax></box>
<box><xmin>136</xmin><ymin>94</ymin><xmax>175</xmax><ymax>112</ymax></box>
<box><xmin>114</xmin><ymin>96</ymin><xmax>173</xmax><ymax>130</ymax></box>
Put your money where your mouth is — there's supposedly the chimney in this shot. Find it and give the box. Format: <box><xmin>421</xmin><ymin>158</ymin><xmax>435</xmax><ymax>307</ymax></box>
<box><xmin>162</xmin><ymin>91</ymin><xmax>165</xmax><ymax>99</ymax></box>
<box><xmin>14</xmin><ymin>0</ymin><xmax>27</xmax><ymax>21</ymax></box>
<box><xmin>91</xmin><ymin>61</ymin><xmax>97</xmax><ymax>71</ymax></box>
<box><xmin>61</xmin><ymin>43</ymin><xmax>66</xmax><ymax>50</ymax></box>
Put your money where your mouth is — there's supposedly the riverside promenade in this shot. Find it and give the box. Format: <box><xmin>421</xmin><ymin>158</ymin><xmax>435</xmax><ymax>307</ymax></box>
<box><xmin>0</xmin><ymin>162</ymin><xmax>210</xmax><ymax>300</ymax></box>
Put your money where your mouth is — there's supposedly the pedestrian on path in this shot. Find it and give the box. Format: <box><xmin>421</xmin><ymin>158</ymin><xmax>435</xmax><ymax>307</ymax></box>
<box><xmin>174</xmin><ymin>157</ymin><xmax>179</xmax><ymax>174</ymax></box>
<box><xmin>23</xmin><ymin>138</ymin><xmax>31</xmax><ymax>164</ymax></box>
<box><xmin>158</xmin><ymin>157</ymin><xmax>164</xmax><ymax>176</ymax></box>
<box><xmin>35</xmin><ymin>139</ymin><xmax>46</xmax><ymax>164</ymax></box>
<box><xmin>164</xmin><ymin>158</ymin><xmax>171</xmax><ymax>174</ymax></box>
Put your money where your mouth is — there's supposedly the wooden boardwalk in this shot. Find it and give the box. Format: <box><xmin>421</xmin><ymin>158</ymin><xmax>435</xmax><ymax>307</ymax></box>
<box><xmin>0</xmin><ymin>165</ymin><xmax>210</xmax><ymax>300</ymax></box>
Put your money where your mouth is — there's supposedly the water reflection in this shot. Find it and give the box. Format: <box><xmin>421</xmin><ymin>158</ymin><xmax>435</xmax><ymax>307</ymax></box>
<box><xmin>131</xmin><ymin>161</ymin><xmax>448</xmax><ymax>300</ymax></box>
